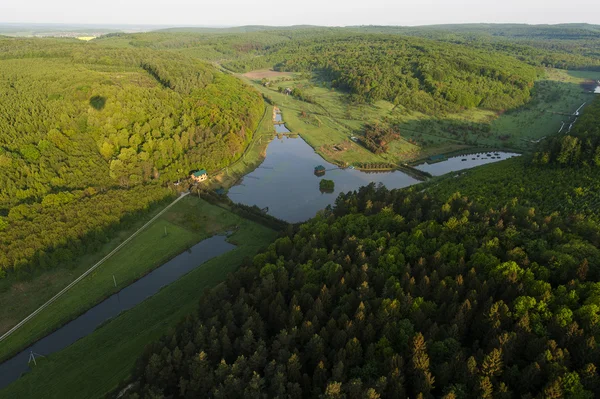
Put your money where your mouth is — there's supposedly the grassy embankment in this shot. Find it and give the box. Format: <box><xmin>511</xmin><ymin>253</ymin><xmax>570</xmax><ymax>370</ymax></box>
<box><xmin>0</xmin><ymin>202</ymin><xmax>277</xmax><ymax>399</ymax></box>
<box><xmin>241</xmin><ymin>68</ymin><xmax>599</xmax><ymax>166</ymax></box>
<box><xmin>0</xmin><ymin>196</ymin><xmax>256</xmax><ymax>363</ymax></box>
<box><xmin>208</xmin><ymin>103</ymin><xmax>276</xmax><ymax>189</ymax></box>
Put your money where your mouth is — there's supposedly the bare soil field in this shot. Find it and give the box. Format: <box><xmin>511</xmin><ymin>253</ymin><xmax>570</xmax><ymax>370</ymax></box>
<box><xmin>243</xmin><ymin>69</ymin><xmax>293</xmax><ymax>79</ymax></box>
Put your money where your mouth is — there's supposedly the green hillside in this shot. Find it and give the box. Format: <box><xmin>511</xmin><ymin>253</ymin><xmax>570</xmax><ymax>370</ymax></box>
<box><xmin>0</xmin><ymin>38</ymin><xmax>264</xmax><ymax>278</ymax></box>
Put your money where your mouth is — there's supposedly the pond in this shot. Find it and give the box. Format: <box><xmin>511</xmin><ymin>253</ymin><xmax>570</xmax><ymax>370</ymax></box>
<box><xmin>415</xmin><ymin>151</ymin><xmax>520</xmax><ymax>176</ymax></box>
<box><xmin>0</xmin><ymin>235</ymin><xmax>235</xmax><ymax>389</ymax></box>
<box><xmin>274</xmin><ymin>113</ymin><xmax>283</xmax><ymax>122</ymax></box>
<box><xmin>227</xmin><ymin>136</ymin><xmax>420</xmax><ymax>223</ymax></box>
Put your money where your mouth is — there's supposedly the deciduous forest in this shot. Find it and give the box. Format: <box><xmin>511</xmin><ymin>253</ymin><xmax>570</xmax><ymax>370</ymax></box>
<box><xmin>0</xmin><ymin>38</ymin><xmax>264</xmax><ymax>277</ymax></box>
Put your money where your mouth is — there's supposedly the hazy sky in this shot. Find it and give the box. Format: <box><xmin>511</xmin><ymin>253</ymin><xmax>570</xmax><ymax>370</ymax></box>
<box><xmin>1</xmin><ymin>0</ymin><xmax>599</xmax><ymax>26</ymax></box>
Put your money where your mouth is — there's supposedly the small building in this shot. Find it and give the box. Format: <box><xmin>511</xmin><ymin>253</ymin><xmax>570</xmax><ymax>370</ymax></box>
<box><xmin>314</xmin><ymin>165</ymin><xmax>326</xmax><ymax>176</ymax></box>
<box><xmin>284</xmin><ymin>88</ymin><xmax>293</xmax><ymax>95</ymax></box>
<box><xmin>191</xmin><ymin>169</ymin><xmax>208</xmax><ymax>183</ymax></box>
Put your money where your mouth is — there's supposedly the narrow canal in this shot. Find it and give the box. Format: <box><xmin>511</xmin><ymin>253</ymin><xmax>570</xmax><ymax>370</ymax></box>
<box><xmin>0</xmin><ymin>235</ymin><xmax>235</xmax><ymax>389</ymax></box>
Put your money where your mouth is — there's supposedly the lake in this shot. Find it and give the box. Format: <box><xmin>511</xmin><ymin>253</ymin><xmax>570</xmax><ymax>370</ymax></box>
<box><xmin>228</xmin><ymin>133</ymin><xmax>521</xmax><ymax>222</ymax></box>
<box><xmin>415</xmin><ymin>151</ymin><xmax>520</xmax><ymax>176</ymax></box>
<box><xmin>227</xmin><ymin>136</ymin><xmax>420</xmax><ymax>223</ymax></box>
<box><xmin>0</xmin><ymin>235</ymin><xmax>235</xmax><ymax>389</ymax></box>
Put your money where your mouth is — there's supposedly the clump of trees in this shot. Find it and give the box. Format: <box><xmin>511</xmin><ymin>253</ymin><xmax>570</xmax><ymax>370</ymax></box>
<box><xmin>361</xmin><ymin>123</ymin><xmax>400</xmax><ymax>154</ymax></box>
<box><xmin>319</xmin><ymin>179</ymin><xmax>335</xmax><ymax>192</ymax></box>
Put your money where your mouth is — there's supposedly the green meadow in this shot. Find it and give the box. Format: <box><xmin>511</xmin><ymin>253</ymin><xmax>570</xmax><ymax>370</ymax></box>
<box><xmin>0</xmin><ymin>217</ymin><xmax>277</xmax><ymax>398</ymax></box>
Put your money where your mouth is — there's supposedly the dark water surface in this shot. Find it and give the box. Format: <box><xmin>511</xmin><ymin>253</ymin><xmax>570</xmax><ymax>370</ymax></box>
<box><xmin>0</xmin><ymin>235</ymin><xmax>235</xmax><ymax>389</ymax></box>
<box><xmin>227</xmin><ymin>136</ymin><xmax>419</xmax><ymax>223</ymax></box>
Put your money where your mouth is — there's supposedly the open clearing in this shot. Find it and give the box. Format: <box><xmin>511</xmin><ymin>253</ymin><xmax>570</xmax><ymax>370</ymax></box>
<box><xmin>242</xmin><ymin>69</ymin><xmax>294</xmax><ymax>79</ymax></box>
<box><xmin>0</xmin><ymin>196</ymin><xmax>253</xmax><ymax>363</ymax></box>
<box><xmin>0</xmin><ymin>213</ymin><xmax>277</xmax><ymax>399</ymax></box>
<box><xmin>241</xmin><ymin>68</ymin><xmax>597</xmax><ymax>166</ymax></box>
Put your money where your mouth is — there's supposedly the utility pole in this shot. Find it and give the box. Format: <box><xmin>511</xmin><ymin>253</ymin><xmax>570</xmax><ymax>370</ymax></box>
<box><xmin>28</xmin><ymin>351</ymin><xmax>44</xmax><ymax>366</ymax></box>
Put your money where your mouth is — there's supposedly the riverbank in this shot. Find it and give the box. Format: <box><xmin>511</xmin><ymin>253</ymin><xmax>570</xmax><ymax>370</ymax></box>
<box><xmin>0</xmin><ymin>197</ymin><xmax>253</xmax><ymax>364</ymax></box>
<box><xmin>0</xmin><ymin>221</ymin><xmax>277</xmax><ymax>399</ymax></box>
<box><xmin>208</xmin><ymin>103</ymin><xmax>275</xmax><ymax>190</ymax></box>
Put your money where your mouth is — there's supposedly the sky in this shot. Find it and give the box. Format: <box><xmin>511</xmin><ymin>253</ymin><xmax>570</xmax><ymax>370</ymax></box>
<box><xmin>1</xmin><ymin>0</ymin><xmax>599</xmax><ymax>27</ymax></box>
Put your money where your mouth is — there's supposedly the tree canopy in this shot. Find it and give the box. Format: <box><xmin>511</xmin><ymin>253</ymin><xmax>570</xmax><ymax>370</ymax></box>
<box><xmin>0</xmin><ymin>37</ymin><xmax>264</xmax><ymax>277</ymax></box>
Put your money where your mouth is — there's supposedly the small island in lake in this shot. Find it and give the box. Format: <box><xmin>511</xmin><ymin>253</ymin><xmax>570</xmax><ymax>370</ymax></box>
<box><xmin>319</xmin><ymin>179</ymin><xmax>335</xmax><ymax>193</ymax></box>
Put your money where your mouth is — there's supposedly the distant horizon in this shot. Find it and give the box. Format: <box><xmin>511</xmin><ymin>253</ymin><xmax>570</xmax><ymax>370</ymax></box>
<box><xmin>2</xmin><ymin>0</ymin><xmax>600</xmax><ymax>27</ymax></box>
<box><xmin>1</xmin><ymin>21</ymin><xmax>599</xmax><ymax>30</ymax></box>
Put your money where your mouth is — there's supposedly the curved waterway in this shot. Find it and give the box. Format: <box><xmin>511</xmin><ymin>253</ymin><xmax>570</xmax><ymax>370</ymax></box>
<box><xmin>0</xmin><ymin>235</ymin><xmax>235</xmax><ymax>389</ymax></box>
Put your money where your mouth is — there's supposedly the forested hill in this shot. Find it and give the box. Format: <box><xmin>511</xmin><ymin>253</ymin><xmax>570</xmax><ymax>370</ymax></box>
<box><xmin>99</xmin><ymin>30</ymin><xmax>547</xmax><ymax>114</ymax></box>
<box><xmin>0</xmin><ymin>38</ymin><xmax>264</xmax><ymax>276</ymax></box>
<box><xmin>255</xmin><ymin>35</ymin><xmax>539</xmax><ymax>113</ymax></box>
<box><xmin>124</xmin><ymin>181</ymin><xmax>600</xmax><ymax>398</ymax></box>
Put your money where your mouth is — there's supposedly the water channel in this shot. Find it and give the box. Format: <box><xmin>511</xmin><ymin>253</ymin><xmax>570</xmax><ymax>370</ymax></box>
<box><xmin>0</xmin><ymin>235</ymin><xmax>235</xmax><ymax>389</ymax></box>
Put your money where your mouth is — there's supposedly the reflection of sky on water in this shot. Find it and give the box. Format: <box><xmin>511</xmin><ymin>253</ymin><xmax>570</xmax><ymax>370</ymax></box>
<box><xmin>415</xmin><ymin>152</ymin><xmax>520</xmax><ymax>176</ymax></box>
<box><xmin>228</xmin><ymin>136</ymin><xmax>418</xmax><ymax>223</ymax></box>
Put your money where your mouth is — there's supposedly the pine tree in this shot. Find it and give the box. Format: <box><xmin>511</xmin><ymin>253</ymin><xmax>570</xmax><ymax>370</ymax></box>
<box><xmin>481</xmin><ymin>348</ymin><xmax>503</xmax><ymax>378</ymax></box>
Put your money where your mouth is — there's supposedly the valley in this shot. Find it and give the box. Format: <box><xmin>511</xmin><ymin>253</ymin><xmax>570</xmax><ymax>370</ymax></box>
<box><xmin>1</xmin><ymin>23</ymin><xmax>600</xmax><ymax>399</ymax></box>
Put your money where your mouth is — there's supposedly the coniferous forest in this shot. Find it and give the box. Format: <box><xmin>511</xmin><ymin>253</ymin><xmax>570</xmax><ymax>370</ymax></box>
<box><xmin>125</xmin><ymin>178</ymin><xmax>600</xmax><ymax>398</ymax></box>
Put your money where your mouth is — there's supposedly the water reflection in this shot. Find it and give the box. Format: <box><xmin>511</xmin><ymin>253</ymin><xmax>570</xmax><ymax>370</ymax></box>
<box><xmin>0</xmin><ymin>235</ymin><xmax>235</xmax><ymax>389</ymax></box>
<box><xmin>415</xmin><ymin>152</ymin><xmax>520</xmax><ymax>176</ymax></box>
<box><xmin>227</xmin><ymin>136</ymin><xmax>418</xmax><ymax>222</ymax></box>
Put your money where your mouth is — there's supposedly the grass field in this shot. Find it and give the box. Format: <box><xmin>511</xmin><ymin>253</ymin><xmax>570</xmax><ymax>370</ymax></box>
<box><xmin>0</xmin><ymin>217</ymin><xmax>277</xmax><ymax>399</ymax></box>
<box><xmin>241</xmin><ymin>75</ymin><xmax>390</xmax><ymax>166</ymax></box>
<box><xmin>241</xmin><ymin>68</ymin><xmax>598</xmax><ymax>165</ymax></box>
<box><xmin>0</xmin><ymin>196</ymin><xmax>251</xmax><ymax>363</ymax></box>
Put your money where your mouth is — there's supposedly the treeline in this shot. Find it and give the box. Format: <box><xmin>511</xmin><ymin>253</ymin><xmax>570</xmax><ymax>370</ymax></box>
<box><xmin>0</xmin><ymin>38</ymin><xmax>264</xmax><ymax>277</ymax></box>
<box><xmin>124</xmin><ymin>183</ymin><xmax>600</xmax><ymax>398</ymax></box>
<box><xmin>534</xmin><ymin>97</ymin><xmax>600</xmax><ymax>167</ymax></box>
